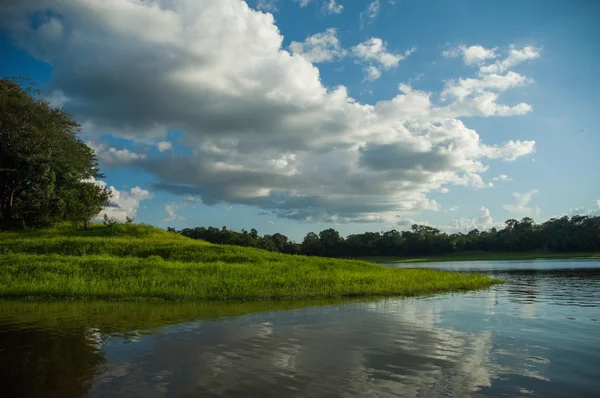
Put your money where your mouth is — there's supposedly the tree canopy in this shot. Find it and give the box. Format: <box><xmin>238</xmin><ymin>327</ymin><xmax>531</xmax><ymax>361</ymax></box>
<box><xmin>0</xmin><ymin>77</ymin><xmax>108</xmax><ymax>229</ymax></box>
<box><xmin>174</xmin><ymin>215</ymin><xmax>600</xmax><ymax>257</ymax></box>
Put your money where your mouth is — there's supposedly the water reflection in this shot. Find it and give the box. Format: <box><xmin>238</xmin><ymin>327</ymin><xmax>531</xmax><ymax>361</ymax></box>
<box><xmin>0</xmin><ymin>323</ymin><xmax>105</xmax><ymax>397</ymax></box>
<box><xmin>0</xmin><ymin>260</ymin><xmax>599</xmax><ymax>397</ymax></box>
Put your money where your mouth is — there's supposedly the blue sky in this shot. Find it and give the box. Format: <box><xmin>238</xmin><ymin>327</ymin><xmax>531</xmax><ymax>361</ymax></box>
<box><xmin>1</xmin><ymin>0</ymin><xmax>598</xmax><ymax>241</ymax></box>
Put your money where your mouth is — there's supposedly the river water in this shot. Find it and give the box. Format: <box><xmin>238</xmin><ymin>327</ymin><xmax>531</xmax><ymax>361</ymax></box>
<box><xmin>1</xmin><ymin>259</ymin><xmax>599</xmax><ymax>397</ymax></box>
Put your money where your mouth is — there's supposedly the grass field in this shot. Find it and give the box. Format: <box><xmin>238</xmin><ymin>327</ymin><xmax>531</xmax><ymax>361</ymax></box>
<box><xmin>0</xmin><ymin>223</ymin><xmax>500</xmax><ymax>301</ymax></box>
<box><xmin>360</xmin><ymin>251</ymin><xmax>600</xmax><ymax>263</ymax></box>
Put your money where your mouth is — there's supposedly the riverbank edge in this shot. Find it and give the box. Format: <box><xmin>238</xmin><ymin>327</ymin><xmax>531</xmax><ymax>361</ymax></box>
<box><xmin>360</xmin><ymin>252</ymin><xmax>600</xmax><ymax>263</ymax></box>
<box><xmin>0</xmin><ymin>223</ymin><xmax>501</xmax><ymax>301</ymax></box>
<box><xmin>0</xmin><ymin>253</ymin><xmax>502</xmax><ymax>301</ymax></box>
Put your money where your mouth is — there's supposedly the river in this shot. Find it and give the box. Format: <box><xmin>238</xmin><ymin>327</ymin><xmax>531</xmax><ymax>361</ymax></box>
<box><xmin>1</xmin><ymin>259</ymin><xmax>598</xmax><ymax>397</ymax></box>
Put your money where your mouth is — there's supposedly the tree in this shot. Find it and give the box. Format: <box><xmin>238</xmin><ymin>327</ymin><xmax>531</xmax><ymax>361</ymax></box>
<box><xmin>319</xmin><ymin>228</ymin><xmax>344</xmax><ymax>257</ymax></box>
<box><xmin>301</xmin><ymin>232</ymin><xmax>322</xmax><ymax>256</ymax></box>
<box><xmin>0</xmin><ymin>77</ymin><xmax>104</xmax><ymax>228</ymax></box>
<box><xmin>64</xmin><ymin>181</ymin><xmax>110</xmax><ymax>229</ymax></box>
<box><xmin>170</xmin><ymin>215</ymin><xmax>600</xmax><ymax>258</ymax></box>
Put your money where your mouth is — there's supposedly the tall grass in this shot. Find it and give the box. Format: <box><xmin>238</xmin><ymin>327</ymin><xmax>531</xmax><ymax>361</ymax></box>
<box><xmin>0</xmin><ymin>224</ymin><xmax>500</xmax><ymax>301</ymax></box>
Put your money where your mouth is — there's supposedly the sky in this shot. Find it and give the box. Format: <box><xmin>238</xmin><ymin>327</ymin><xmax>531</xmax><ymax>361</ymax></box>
<box><xmin>1</xmin><ymin>0</ymin><xmax>598</xmax><ymax>241</ymax></box>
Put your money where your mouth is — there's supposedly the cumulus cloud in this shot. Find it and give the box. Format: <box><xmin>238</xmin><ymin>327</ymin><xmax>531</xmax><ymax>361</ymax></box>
<box><xmin>503</xmin><ymin>190</ymin><xmax>540</xmax><ymax>217</ymax></box>
<box><xmin>85</xmin><ymin>177</ymin><xmax>153</xmax><ymax>222</ymax></box>
<box><xmin>445</xmin><ymin>206</ymin><xmax>496</xmax><ymax>231</ymax></box>
<box><xmin>396</xmin><ymin>206</ymin><xmax>497</xmax><ymax>232</ymax></box>
<box><xmin>479</xmin><ymin>45</ymin><xmax>541</xmax><ymax>75</ymax></box>
<box><xmin>444</xmin><ymin>43</ymin><xmax>540</xmax><ymax>75</ymax></box>
<box><xmin>2</xmin><ymin>1</ymin><xmax>538</xmax><ymax>224</ymax></box>
<box><xmin>556</xmin><ymin>200</ymin><xmax>600</xmax><ymax>218</ymax></box>
<box><xmin>482</xmin><ymin>140</ymin><xmax>536</xmax><ymax>160</ymax></box>
<box><xmin>156</xmin><ymin>141</ymin><xmax>173</xmax><ymax>152</ymax></box>
<box><xmin>352</xmin><ymin>38</ymin><xmax>414</xmax><ymax>81</ymax></box>
<box><xmin>364</xmin><ymin>65</ymin><xmax>381</xmax><ymax>81</ymax></box>
<box><xmin>443</xmin><ymin>44</ymin><xmax>498</xmax><ymax>66</ymax></box>
<box><xmin>88</xmin><ymin>142</ymin><xmax>147</xmax><ymax>166</ymax></box>
<box><xmin>289</xmin><ymin>28</ymin><xmax>346</xmax><ymax>63</ymax></box>
<box><xmin>162</xmin><ymin>203</ymin><xmax>186</xmax><ymax>222</ymax></box>
<box><xmin>441</xmin><ymin>71</ymin><xmax>532</xmax><ymax>102</ymax></box>
<box><xmin>441</xmin><ymin>44</ymin><xmax>540</xmax><ymax>116</ymax></box>
<box><xmin>352</xmin><ymin>38</ymin><xmax>412</xmax><ymax>69</ymax></box>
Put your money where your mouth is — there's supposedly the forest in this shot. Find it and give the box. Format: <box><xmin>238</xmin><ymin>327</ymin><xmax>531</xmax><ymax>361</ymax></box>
<box><xmin>172</xmin><ymin>215</ymin><xmax>600</xmax><ymax>258</ymax></box>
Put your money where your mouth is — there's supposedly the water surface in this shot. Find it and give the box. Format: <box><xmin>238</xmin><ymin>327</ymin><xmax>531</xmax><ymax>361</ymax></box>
<box><xmin>1</xmin><ymin>259</ymin><xmax>598</xmax><ymax>397</ymax></box>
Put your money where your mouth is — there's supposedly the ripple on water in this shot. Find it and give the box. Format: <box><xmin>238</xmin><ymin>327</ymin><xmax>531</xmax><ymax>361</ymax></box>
<box><xmin>0</xmin><ymin>260</ymin><xmax>599</xmax><ymax>397</ymax></box>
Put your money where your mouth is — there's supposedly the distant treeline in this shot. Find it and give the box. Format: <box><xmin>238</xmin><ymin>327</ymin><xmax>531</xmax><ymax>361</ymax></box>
<box><xmin>170</xmin><ymin>215</ymin><xmax>600</xmax><ymax>257</ymax></box>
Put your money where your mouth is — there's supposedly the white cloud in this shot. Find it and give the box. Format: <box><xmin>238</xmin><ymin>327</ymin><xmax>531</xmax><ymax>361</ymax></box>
<box><xmin>162</xmin><ymin>203</ymin><xmax>186</xmax><ymax>222</ymax></box>
<box><xmin>88</xmin><ymin>142</ymin><xmax>147</xmax><ymax>166</ymax></box>
<box><xmin>554</xmin><ymin>200</ymin><xmax>600</xmax><ymax>218</ymax></box>
<box><xmin>441</xmin><ymin>45</ymin><xmax>539</xmax><ymax>117</ymax></box>
<box><xmin>364</xmin><ymin>65</ymin><xmax>381</xmax><ymax>81</ymax></box>
<box><xmin>289</xmin><ymin>28</ymin><xmax>346</xmax><ymax>63</ymax></box>
<box><xmin>492</xmin><ymin>174</ymin><xmax>510</xmax><ymax>181</ymax></box>
<box><xmin>479</xmin><ymin>45</ymin><xmax>541</xmax><ymax>75</ymax></box>
<box><xmin>398</xmin><ymin>206</ymin><xmax>497</xmax><ymax>232</ymax></box>
<box><xmin>439</xmin><ymin>188</ymin><xmax>450</xmax><ymax>194</ymax></box>
<box><xmin>445</xmin><ymin>206</ymin><xmax>496</xmax><ymax>231</ymax></box>
<box><xmin>256</xmin><ymin>0</ymin><xmax>278</xmax><ymax>12</ymax></box>
<box><xmin>47</xmin><ymin>90</ymin><xmax>69</xmax><ymax>108</ymax></box>
<box><xmin>323</xmin><ymin>0</ymin><xmax>343</xmax><ymax>14</ymax></box>
<box><xmin>292</xmin><ymin>0</ymin><xmax>342</xmax><ymax>14</ymax></box>
<box><xmin>482</xmin><ymin>140</ymin><xmax>536</xmax><ymax>161</ymax></box>
<box><xmin>352</xmin><ymin>38</ymin><xmax>412</xmax><ymax>69</ymax></box>
<box><xmin>444</xmin><ymin>44</ymin><xmax>541</xmax><ymax>75</ymax></box>
<box><xmin>453</xmin><ymin>173</ymin><xmax>494</xmax><ymax>190</ymax></box>
<box><xmin>442</xmin><ymin>71</ymin><xmax>532</xmax><ymax>101</ymax></box>
<box><xmin>156</xmin><ymin>141</ymin><xmax>173</xmax><ymax>152</ymax></box>
<box><xmin>85</xmin><ymin>177</ymin><xmax>153</xmax><ymax>222</ymax></box>
<box><xmin>503</xmin><ymin>189</ymin><xmax>541</xmax><ymax>217</ymax></box>
<box><xmin>4</xmin><ymin>1</ymin><xmax>539</xmax><ymax>224</ymax></box>
<box><xmin>360</xmin><ymin>1</ymin><xmax>380</xmax><ymax>29</ymax></box>
<box><xmin>443</xmin><ymin>44</ymin><xmax>497</xmax><ymax>66</ymax></box>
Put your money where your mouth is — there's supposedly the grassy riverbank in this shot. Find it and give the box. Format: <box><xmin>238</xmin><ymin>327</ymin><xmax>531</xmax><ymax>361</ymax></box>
<box><xmin>0</xmin><ymin>224</ymin><xmax>499</xmax><ymax>301</ymax></box>
<box><xmin>360</xmin><ymin>251</ymin><xmax>600</xmax><ymax>264</ymax></box>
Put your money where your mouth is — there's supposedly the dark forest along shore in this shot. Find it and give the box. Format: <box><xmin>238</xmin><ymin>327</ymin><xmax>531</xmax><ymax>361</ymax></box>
<box><xmin>1</xmin><ymin>259</ymin><xmax>599</xmax><ymax>397</ymax></box>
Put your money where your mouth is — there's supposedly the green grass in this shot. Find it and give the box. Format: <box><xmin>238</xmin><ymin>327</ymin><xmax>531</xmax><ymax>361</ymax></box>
<box><xmin>0</xmin><ymin>223</ymin><xmax>500</xmax><ymax>301</ymax></box>
<box><xmin>360</xmin><ymin>251</ymin><xmax>600</xmax><ymax>263</ymax></box>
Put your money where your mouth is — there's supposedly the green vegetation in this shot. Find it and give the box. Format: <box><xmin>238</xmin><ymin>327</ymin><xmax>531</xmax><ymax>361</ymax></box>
<box><xmin>0</xmin><ymin>77</ymin><xmax>108</xmax><ymax>230</ymax></box>
<box><xmin>0</xmin><ymin>223</ymin><xmax>499</xmax><ymax>301</ymax></box>
<box><xmin>175</xmin><ymin>215</ymin><xmax>600</xmax><ymax>259</ymax></box>
<box><xmin>361</xmin><ymin>251</ymin><xmax>600</xmax><ymax>264</ymax></box>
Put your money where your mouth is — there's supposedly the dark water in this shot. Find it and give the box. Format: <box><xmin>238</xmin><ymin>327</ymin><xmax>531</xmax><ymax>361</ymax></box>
<box><xmin>1</xmin><ymin>260</ymin><xmax>599</xmax><ymax>398</ymax></box>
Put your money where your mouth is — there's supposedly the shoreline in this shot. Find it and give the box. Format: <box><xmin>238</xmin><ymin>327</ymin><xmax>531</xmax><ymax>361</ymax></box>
<box><xmin>359</xmin><ymin>252</ymin><xmax>600</xmax><ymax>264</ymax></box>
<box><xmin>0</xmin><ymin>224</ymin><xmax>500</xmax><ymax>301</ymax></box>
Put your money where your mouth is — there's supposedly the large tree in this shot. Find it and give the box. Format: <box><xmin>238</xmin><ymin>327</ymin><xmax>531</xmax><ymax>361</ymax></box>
<box><xmin>0</xmin><ymin>77</ymin><xmax>106</xmax><ymax>228</ymax></box>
